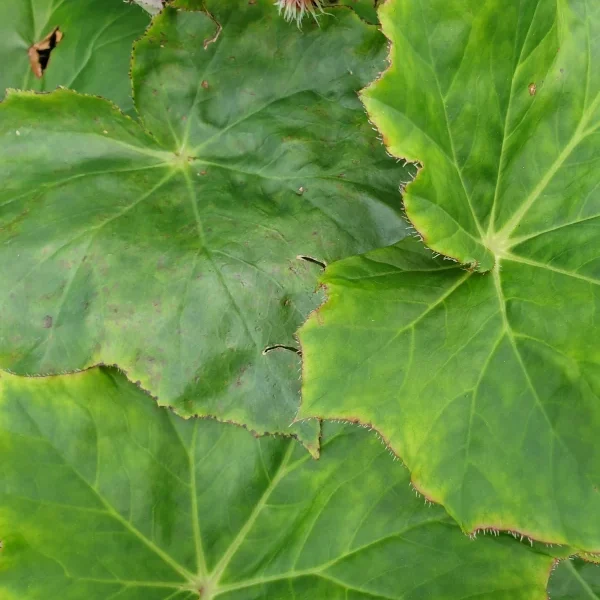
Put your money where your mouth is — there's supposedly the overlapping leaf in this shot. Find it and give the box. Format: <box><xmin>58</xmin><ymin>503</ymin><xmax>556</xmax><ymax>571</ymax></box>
<box><xmin>548</xmin><ymin>557</ymin><xmax>600</xmax><ymax>599</ymax></box>
<box><xmin>299</xmin><ymin>0</ymin><xmax>600</xmax><ymax>550</ymax></box>
<box><xmin>0</xmin><ymin>0</ymin><xmax>411</xmax><ymax>454</ymax></box>
<box><xmin>0</xmin><ymin>367</ymin><xmax>562</xmax><ymax>599</ymax></box>
<box><xmin>0</xmin><ymin>0</ymin><xmax>149</xmax><ymax>115</ymax></box>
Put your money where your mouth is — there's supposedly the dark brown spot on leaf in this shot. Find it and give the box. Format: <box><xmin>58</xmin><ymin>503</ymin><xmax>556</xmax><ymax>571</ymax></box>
<box><xmin>28</xmin><ymin>27</ymin><xmax>63</xmax><ymax>79</ymax></box>
<box><xmin>297</xmin><ymin>255</ymin><xmax>326</xmax><ymax>269</ymax></box>
<box><xmin>43</xmin><ymin>315</ymin><xmax>53</xmax><ymax>329</ymax></box>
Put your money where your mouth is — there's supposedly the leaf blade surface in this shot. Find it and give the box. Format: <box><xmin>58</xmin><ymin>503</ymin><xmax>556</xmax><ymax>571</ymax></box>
<box><xmin>299</xmin><ymin>0</ymin><xmax>600</xmax><ymax>549</ymax></box>
<box><xmin>0</xmin><ymin>367</ymin><xmax>561</xmax><ymax>600</ymax></box>
<box><xmin>0</xmin><ymin>1</ymin><xmax>412</xmax><ymax>452</ymax></box>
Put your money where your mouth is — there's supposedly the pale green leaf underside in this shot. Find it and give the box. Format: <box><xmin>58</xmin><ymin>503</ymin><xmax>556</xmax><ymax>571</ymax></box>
<box><xmin>0</xmin><ymin>0</ymin><xmax>411</xmax><ymax>453</ymax></box>
<box><xmin>549</xmin><ymin>558</ymin><xmax>600</xmax><ymax>599</ymax></box>
<box><xmin>0</xmin><ymin>367</ymin><xmax>560</xmax><ymax>599</ymax></box>
<box><xmin>337</xmin><ymin>0</ymin><xmax>380</xmax><ymax>24</ymax></box>
<box><xmin>299</xmin><ymin>0</ymin><xmax>600</xmax><ymax>550</ymax></box>
<box><xmin>135</xmin><ymin>0</ymin><xmax>164</xmax><ymax>15</ymax></box>
<box><xmin>0</xmin><ymin>0</ymin><xmax>149</xmax><ymax>115</ymax></box>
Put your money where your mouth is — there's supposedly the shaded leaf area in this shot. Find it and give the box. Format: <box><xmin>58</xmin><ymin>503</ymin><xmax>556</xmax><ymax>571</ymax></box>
<box><xmin>549</xmin><ymin>558</ymin><xmax>600</xmax><ymax>599</ymax></box>
<box><xmin>0</xmin><ymin>0</ymin><xmax>149</xmax><ymax>115</ymax></box>
<box><xmin>0</xmin><ymin>0</ymin><xmax>411</xmax><ymax>454</ymax></box>
<box><xmin>0</xmin><ymin>367</ymin><xmax>563</xmax><ymax>600</ymax></box>
<box><xmin>300</xmin><ymin>0</ymin><xmax>600</xmax><ymax>549</ymax></box>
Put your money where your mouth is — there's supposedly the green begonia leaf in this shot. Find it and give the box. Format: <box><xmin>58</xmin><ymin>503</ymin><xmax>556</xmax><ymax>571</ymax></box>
<box><xmin>299</xmin><ymin>0</ymin><xmax>600</xmax><ymax>551</ymax></box>
<box><xmin>362</xmin><ymin>0</ymin><xmax>600</xmax><ymax>273</ymax></box>
<box><xmin>0</xmin><ymin>367</ymin><xmax>562</xmax><ymax>599</ymax></box>
<box><xmin>0</xmin><ymin>0</ymin><xmax>149</xmax><ymax>115</ymax></box>
<box><xmin>300</xmin><ymin>236</ymin><xmax>600</xmax><ymax>551</ymax></box>
<box><xmin>548</xmin><ymin>558</ymin><xmax>600</xmax><ymax>599</ymax></box>
<box><xmin>0</xmin><ymin>1</ymin><xmax>410</xmax><ymax>454</ymax></box>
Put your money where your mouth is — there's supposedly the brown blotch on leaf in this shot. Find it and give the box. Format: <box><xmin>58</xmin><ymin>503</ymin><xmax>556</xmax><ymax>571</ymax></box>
<box><xmin>201</xmin><ymin>80</ymin><xmax>209</xmax><ymax>89</ymax></box>
<box><xmin>43</xmin><ymin>315</ymin><xmax>53</xmax><ymax>329</ymax></box>
<box><xmin>28</xmin><ymin>26</ymin><xmax>64</xmax><ymax>79</ymax></box>
<box><xmin>528</xmin><ymin>82</ymin><xmax>537</xmax><ymax>96</ymax></box>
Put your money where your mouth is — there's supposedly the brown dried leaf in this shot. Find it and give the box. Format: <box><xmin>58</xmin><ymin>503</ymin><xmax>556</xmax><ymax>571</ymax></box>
<box><xmin>28</xmin><ymin>27</ymin><xmax>63</xmax><ymax>79</ymax></box>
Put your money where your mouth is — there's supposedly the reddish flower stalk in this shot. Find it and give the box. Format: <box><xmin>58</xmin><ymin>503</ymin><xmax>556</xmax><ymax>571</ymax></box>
<box><xmin>275</xmin><ymin>0</ymin><xmax>325</xmax><ymax>26</ymax></box>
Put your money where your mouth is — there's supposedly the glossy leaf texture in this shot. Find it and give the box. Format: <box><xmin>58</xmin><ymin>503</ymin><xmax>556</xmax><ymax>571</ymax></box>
<box><xmin>0</xmin><ymin>0</ymin><xmax>149</xmax><ymax>115</ymax></box>
<box><xmin>0</xmin><ymin>367</ymin><xmax>563</xmax><ymax>600</ymax></box>
<box><xmin>299</xmin><ymin>0</ymin><xmax>600</xmax><ymax>550</ymax></box>
<box><xmin>0</xmin><ymin>0</ymin><xmax>411</xmax><ymax>454</ymax></box>
<box><xmin>548</xmin><ymin>558</ymin><xmax>600</xmax><ymax>599</ymax></box>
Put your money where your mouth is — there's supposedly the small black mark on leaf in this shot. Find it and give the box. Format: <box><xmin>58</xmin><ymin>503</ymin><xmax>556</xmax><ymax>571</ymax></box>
<box><xmin>28</xmin><ymin>27</ymin><xmax>63</xmax><ymax>79</ymax></box>
<box><xmin>297</xmin><ymin>255</ymin><xmax>326</xmax><ymax>269</ymax></box>
<box><xmin>43</xmin><ymin>315</ymin><xmax>53</xmax><ymax>329</ymax></box>
<box><xmin>263</xmin><ymin>344</ymin><xmax>302</xmax><ymax>356</ymax></box>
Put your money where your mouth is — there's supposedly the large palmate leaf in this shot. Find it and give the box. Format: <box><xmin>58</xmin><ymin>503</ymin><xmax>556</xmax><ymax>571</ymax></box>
<box><xmin>0</xmin><ymin>0</ymin><xmax>410</xmax><ymax>454</ymax></box>
<box><xmin>362</xmin><ymin>0</ymin><xmax>600</xmax><ymax>273</ymax></box>
<box><xmin>0</xmin><ymin>367</ymin><xmax>563</xmax><ymax>599</ymax></box>
<box><xmin>0</xmin><ymin>0</ymin><xmax>149</xmax><ymax>115</ymax></box>
<box><xmin>299</xmin><ymin>0</ymin><xmax>600</xmax><ymax>551</ymax></box>
<box><xmin>548</xmin><ymin>558</ymin><xmax>600</xmax><ymax>599</ymax></box>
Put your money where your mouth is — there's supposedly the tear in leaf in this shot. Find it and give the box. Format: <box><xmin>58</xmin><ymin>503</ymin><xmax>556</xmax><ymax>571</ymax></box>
<box><xmin>28</xmin><ymin>27</ymin><xmax>63</xmax><ymax>79</ymax></box>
